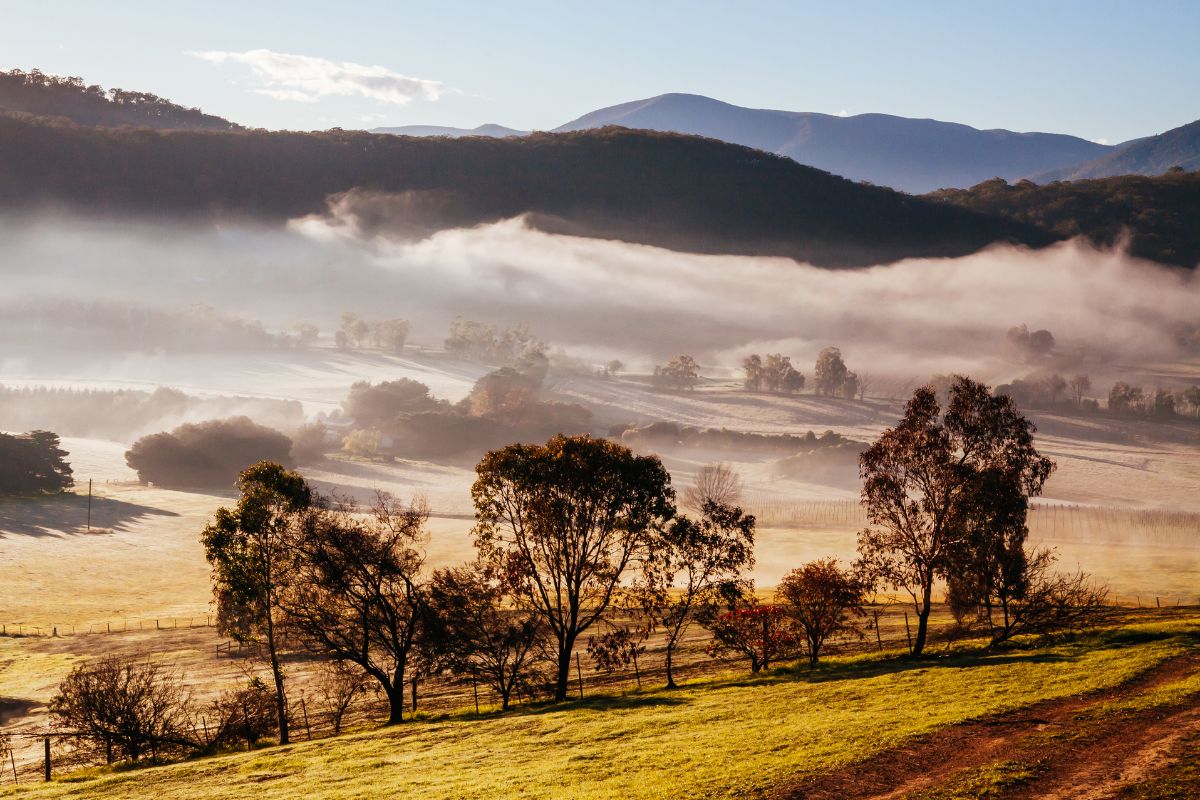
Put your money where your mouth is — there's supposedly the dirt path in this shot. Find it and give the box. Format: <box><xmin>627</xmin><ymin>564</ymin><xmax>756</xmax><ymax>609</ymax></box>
<box><xmin>780</xmin><ymin>651</ymin><xmax>1200</xmax><ymax>800</ymax></box>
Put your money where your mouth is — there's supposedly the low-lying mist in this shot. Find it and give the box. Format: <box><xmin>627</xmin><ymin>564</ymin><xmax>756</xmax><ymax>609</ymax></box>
<box><xmin>2</xmin><ymin>206</ymin><xmax>1197</xmax><ymax>385</ymax></box>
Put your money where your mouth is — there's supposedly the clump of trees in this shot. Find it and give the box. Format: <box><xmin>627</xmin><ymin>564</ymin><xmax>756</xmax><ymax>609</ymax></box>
<box><xmin>335</xmin><ymin>313</ymin><xmax>410</xmax><ymax>353</ymax></box>
<box><xmin>857</xmin><ymin>376</ymin><xmax>1106</xmax><ymax>656</ymax></box>
<box><xmin>1005</xmin><ymin>324</ymin><xmax>1055</xmax><ymax>361</ymax></box>
<box><xmin>1107</xmin><ymin>382</ymin><xmax>1199</xmax><ymax>418</ymax></box>
<box><xmin>653</xmin><ymin>355</ymin><xmax>700</xmax><ymax>392</ymax></box>
<box><xmin>742</xmin><ymin>354</ymin><xmax>805</xmax><ymax>394</ymax></box>
<box><xmin>617</xmin><ymin>422</ymin><xmax>851</xmax><ymax>456</ymax></box>
<box><xmin>445</xmin><ymin>318</ymin><xmax>544</xmax><ymax>364</ymax></box>
<box><xmin>0</xmin><ymin>430</ymin><xmax>73</xmax><ymax>494</ymax></box>
<box><xmin>125</xmin><ymin>417</ymin><xmax>294</xmax><ymax>489</ymax></box>
<box><xmin>814</xmin><ymin>347</ymin><xmax>860</xmax><ymax>399</ymax></box>
<box><xmin>333</xmin><ymin>356</ymin><xmax>592</xmax><ymax>463</ymax></box>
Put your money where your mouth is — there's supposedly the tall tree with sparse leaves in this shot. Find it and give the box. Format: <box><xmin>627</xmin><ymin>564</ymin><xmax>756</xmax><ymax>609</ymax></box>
<box><xmin>201</xmin><ymin>461</ymin><xmax>312</xmax><ymax>744</ymax></box>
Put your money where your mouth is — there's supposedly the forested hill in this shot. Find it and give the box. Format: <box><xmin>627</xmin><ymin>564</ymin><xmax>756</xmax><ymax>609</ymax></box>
<box><xmin>0</xmin><ymin>112</ymin><xmax>1051</xmax><ymax>268</ymax></box>
<box><xmin>0</xmin><ymin>69</ymin><xmax>240</xmax><ymax>131</ymax></box>
<box><xmin>929</xmin><ymin>171</ymin><xmax>1200</xmax><ymax>268</ymax></box>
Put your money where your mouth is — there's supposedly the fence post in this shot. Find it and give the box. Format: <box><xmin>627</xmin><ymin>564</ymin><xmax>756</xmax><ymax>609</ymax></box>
<box><xmin>576</xmin><ymin>653</ymin><xmax>584</xmax><ymax>700</ymax></box>
<box><xmin>472</xmin><ymin>669</ymin><xmax>480</xmax><ymax>714</ymax></box>
<box><xmin>301</xmin><ymin>698</ymin><xmax>312</xmax><ymax>740</ymax></box>
<box><xmin>43</xmin><ymin>738</ymin><xmax>50</xmax><ymax>782</ymax></box>
<box><xmin>904</xmin><ymin>612</ymin><xmax>913</xmax><ymax>654</ymax></box>
<box><xmin>874</xmin><ymin>611</ymin><xmax>882</xmax><ymax>651</ymax></box>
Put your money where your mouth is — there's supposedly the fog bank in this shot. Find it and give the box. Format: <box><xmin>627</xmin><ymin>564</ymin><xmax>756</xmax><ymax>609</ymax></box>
<box><xmin>2</xmin><ymin>209</ymin><xmax>1197</xmax><ymax>381</ymax></box>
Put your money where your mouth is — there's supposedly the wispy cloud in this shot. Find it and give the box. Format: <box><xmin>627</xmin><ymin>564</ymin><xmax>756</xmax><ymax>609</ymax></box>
<box><xmin>189</xmin><ymin>48</ymin><xmax>450</xmax><ymax>105</ymax></box>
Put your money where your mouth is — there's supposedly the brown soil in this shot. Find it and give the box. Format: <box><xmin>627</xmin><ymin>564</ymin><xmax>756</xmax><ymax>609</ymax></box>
<box><xmin>780</xmin><ymin>651</ymin><xmax>1200</xmax><ymax>800</ymax></box>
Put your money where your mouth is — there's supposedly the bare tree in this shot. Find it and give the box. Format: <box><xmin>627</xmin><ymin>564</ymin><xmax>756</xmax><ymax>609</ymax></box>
<box><xmin>681</xmin><ymin>462</ymin><xmax>744</xmax><ymax>514</ymax></box>
<box><xmin>856</xmin><ymin>371</ymin><xmax>872</xmax><ymax>401</ymax></box>
<box><xmin>312</xmin><ymin>665</ymin><xmax>371</xmax><ymax>734</ymax></box>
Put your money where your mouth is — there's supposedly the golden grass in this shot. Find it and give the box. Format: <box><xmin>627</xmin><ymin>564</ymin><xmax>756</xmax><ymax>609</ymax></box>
<box><xmin>3</xmin><ymin>616</ymin><xmax>1197</xmax><ymax>800</ymax></box>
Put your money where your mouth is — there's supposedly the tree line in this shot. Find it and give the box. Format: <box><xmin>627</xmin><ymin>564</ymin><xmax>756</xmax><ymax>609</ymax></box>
<box><xmin>51</xmin><ymin>377</ymin><xmax>1107</xmax><ymax>767</ymax></box>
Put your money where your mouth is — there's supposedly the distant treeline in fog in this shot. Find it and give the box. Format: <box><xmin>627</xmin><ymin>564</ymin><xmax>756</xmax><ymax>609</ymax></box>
<box><xmin>0</xmin><ymin>385</ymin><xmax>304</xmax><ymax>442</ymax></box>
<box><xmin>2</xmin><ymin>300</ymin><xmax>303</xmax><ymax>352</ymax></box>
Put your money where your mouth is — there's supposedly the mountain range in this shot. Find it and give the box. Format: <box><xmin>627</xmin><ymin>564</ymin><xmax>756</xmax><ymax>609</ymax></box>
<box><xmin>374</xmin><ymin>93</ymin><xmax>1199</xmax><ymax>194</ymax></box>
<box><xmin>0</xmin><ymin>68</ymin><xmax>1197</xmax><ymax>269</ymax></box>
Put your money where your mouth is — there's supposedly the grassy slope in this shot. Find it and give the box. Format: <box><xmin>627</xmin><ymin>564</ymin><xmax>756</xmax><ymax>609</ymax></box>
<box><xmin>5</xmin><ymin>617</ymin><xmax>1197</xmax><ymax>800</ymax></box>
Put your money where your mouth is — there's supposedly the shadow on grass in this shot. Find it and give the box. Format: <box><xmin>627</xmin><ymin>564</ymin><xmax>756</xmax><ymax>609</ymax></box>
<box><xmin>0</xmin><ymin>492</ymin><xmax>180</xmax><ymax>538</ymax></box>
<box><xmin>714</xmin><ymin>624</ymin><xmax>1200</xmax><ymax>692</ymax></box>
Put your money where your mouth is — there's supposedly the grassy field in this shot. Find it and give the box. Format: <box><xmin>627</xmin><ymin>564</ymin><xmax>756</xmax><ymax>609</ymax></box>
<box><xmin>2</xmin><ymin>613</ymin><xmax>1197</xmax><ymax>800</ymax></box>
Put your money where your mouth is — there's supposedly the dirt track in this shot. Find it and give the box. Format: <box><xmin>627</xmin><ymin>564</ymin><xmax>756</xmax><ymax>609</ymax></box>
<box><xmin>781</xmin><ymin>651</ymin><xmax>1200</xmax><ymax>800</ymax></box>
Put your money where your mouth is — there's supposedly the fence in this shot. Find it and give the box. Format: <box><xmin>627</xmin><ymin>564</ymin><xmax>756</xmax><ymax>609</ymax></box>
<box><xmin>1</xmin><ymin>616</ymin><xmax>214</xmax><ymax>639</ymax></box>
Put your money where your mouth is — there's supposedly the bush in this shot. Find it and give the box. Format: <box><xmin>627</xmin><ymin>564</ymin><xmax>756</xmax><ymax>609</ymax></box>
<box><xmin>49</xmin><ymin>657</ymin><xmax>193</xmax><ymax>764</ymax></box>
<box><xmin>125</xmin><ymin>417</ymin><xmax>293</xmax><ymax>488</ymax></box>
<box><xmin>200</xmin><ymin>678</ymin><xmax>278</xmax><ymax>751</ymax></box>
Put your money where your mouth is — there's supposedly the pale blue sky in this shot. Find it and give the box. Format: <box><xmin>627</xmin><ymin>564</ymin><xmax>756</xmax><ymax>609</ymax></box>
<box><xmin>3</xmin><ymin>1</ymin><xmax>1197</xmax><ymax>142</ymax></box>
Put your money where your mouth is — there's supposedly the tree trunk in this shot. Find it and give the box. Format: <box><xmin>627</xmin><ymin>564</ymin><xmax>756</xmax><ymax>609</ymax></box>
<box><xmin>912</xmin><ymin>581</ymin><xmax>933</xmax><ymax>656</ymax></box>
<box><xmin>264</xmin><ymin>604</ymin><xmax>289</xmax><ymax>745</ymax></box>
<box><xmin>665</xmin><ymin>641</ymin><xmax>677</xmax><ymax>689</ymax></box>
<box><xmin>554</xmin><ymin>633</ymin><xmax>575</xmax><ymax>701</ymax></box>
<box><xmin>385</xmin><ymin>684</ymin><xmax>405</xmax><ymax>725</ymax></box>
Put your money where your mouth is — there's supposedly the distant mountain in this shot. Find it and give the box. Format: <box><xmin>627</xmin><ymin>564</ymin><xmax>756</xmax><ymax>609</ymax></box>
<box><xmin>551</xmin><ymin>94</ymin><xmax>1112</xmax><ymax>193</ymax></box>
<box><xmin>372</xmin><ymin>123</ymin><xmax>527</xmax><ymax>138</ymax></box>
<box><xmin>0</xmin><ymin>68</ymin><xmax>239</xmax><ymax>131</ymax></box>
<box><xmin>1033</xmin><ymin>119</ymin><xmax>1200</xmax><ymax>182</ymax></box>
<box><xmin>0</xmin><ymin>112</ymin><xmax>1051</xmax><ymax>267</ymax></box>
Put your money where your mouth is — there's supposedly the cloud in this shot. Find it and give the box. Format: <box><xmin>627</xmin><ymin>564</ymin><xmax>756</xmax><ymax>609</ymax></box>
<box><xmin>189</xmin><ymin>48</ymin><xmax>449</xmax><ymax>105</ymax></box>
<box><xmin>1090</xmin><ymin>137</ymin><xmax>1110</xmax><ymax>145</ymax></box>
<box><xmin>835</xmin><ymin>109</ymin><xmax>851</xmax><ymax>117</ymax></box>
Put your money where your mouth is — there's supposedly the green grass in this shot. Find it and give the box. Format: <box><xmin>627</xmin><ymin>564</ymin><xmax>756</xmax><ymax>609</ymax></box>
<box><xmin>4</xmin><ymin>617</ymin><xmax>1198</xmax><ymax>800</ymax></box>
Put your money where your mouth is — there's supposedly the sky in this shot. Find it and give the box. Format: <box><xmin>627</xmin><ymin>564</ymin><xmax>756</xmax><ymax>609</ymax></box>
<box><xmin>2</xmin><ymin>1</ymin><xmax>1198</xmax><ymax>142</ymax></box>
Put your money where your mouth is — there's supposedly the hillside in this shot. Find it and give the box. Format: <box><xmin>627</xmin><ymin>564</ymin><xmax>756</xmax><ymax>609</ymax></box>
<box><xmin>554</xmin><ymin>93</ymin><xmax>1112</xmax><ymax>193</ymax></box>
<box><xmin>1034</xmin><ymin>119</ymin><xmax>1200</xmax><ymax>181</ymax></box>
<box><xmin>0</xmin><ymin>69</ymin><xmax>240</xmax><ymax>131</ymax></box>
<box><xmin>0</xmin><ymin>112</ymin><xmax>1050</xmax><ymax>268</ymax></box>
<box><xmin>3</xmin><ymin>616</ymin><xmax>1198</xmax><ymax>799</ymax></box>
<box><xmin>930</xmin><ymin>170</ymin><xmax>1200</xmax><ymax>268</ymax></box>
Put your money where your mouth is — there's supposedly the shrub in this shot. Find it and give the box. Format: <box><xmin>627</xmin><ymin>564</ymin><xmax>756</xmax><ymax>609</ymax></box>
<box><xmin>125</xmin><ymin>417</ymin><xmax>293</xmax><ymax>488</ymax></box>
<box><xmin>49</xmin><ymin>657</ymin><xmax>193</xmax><ymax>764</ymax></box>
